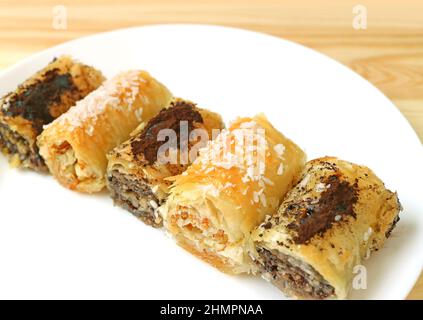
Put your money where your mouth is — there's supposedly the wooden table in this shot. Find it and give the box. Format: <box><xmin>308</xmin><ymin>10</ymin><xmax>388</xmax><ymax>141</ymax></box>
<box><xmin>0</xmin><ymin>0</ymin><xmax>421</xmax><ymax>299</ymax></box>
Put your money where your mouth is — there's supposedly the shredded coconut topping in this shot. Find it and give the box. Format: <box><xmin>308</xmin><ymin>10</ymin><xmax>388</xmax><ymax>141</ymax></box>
<box><xmin>43</xmin><ymin>70</ymin><xmax>145</xmax><ymax>131</ymax></box>
<box><xmin>315</xmin><ymin>182</ymin><xmax>328</xmax><ymax>193</ymax></box>
<box><xmin>277</xmin><ymin>163</ymin><xmax>284</xmax><ymax>175</ymax></box>
<box><xmin>298</xmin><ymin>173</ymin><xmax>311</xmax><ymax>189</ymax></box>
<box><xmin>363</xmin><ymin>227</ymin><xmax>373</xmax><ymax>241</ymax></box>
<box><xmin>1</xmin><ymin>97</ymin><xmax>11</xmax><ymax>111</ymax></box>
<box><xmin>149</xmin><ymin>200</ymin><xmax>158</xmax><ymax>209</ymax></box>
<box><xmin>189</xmin><ymin>119</ymin><xmax>278</xmax><ymax>208</ymax></box>
<box><xmin>273</xmin><ymin>144</ymin><xmax>285</xmax><ymax>157</ymax></box>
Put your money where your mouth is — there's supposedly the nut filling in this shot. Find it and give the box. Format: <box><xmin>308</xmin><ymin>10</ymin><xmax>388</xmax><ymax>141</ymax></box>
<box><xmin>256</xmin><ymin>247</ymin><xmax>335</xmax><ymax>299</ymax></box>
<box><xmin>108</xmin><ymin>170</ymin><xmax>163</xmax><ymax>227</ymax></box>
<box><xmin>0</xmin><ymin>123</ymin><xmax>46</xmax><ymax>171</ymax></box>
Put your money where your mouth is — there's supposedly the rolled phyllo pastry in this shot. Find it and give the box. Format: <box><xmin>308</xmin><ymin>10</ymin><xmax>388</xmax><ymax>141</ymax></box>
<box><xmin>251</xmin><ymin>157</ymin><xmax>402</xmax><ymax>299</ymax></box>
<box><xmin>106</xmin><ymin>99</ymin><xmax>224</xmax><ymax>227</ymax></box>
<box><xmin>0</xmin><ymin>55</ymin><xmax>104</xmax><ymax>171</ymax></box>
<box><xmin>37</xmin><ymin>70</ymin><xmax>172</xmax><ymax>193</ymax></box>
<box><xmin>161</xmin><ymin>114</ymin><xmax>306</xmax><ymax>274</ymax></box>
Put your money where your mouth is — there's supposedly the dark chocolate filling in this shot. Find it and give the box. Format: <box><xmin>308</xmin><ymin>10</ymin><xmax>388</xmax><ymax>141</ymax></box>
<box><xmin>2</xmin><ymin>68</ymin><xmax>76</xmax><ymax>134</ymax></box>
<box><xmin>131</xmin><ymin>100</ymin><xmax>203</xmax><ymax>164</ymax></box>
<box><xmin>107</xmin><ymin>170</ymin><xmax>164</xmax><ymax>227</ymax></box>
<box><xmin>257</xmin><ymin>247</ymin><xmax>335</xmax><ymax>299</ymax></box>
<box><xmin>287</xmin><ymin>175</ymin><xmax>358</xmax><ymax>244</ymax></box>
<box><xmin>0</xmin><ymin>122</ymin><xmax>46</xmax><ymax>171</ymax></box>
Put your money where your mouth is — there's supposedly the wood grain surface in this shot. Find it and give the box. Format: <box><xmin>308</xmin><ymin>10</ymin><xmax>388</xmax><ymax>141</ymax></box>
<box><xmin>0</xmin><ymin>0</ymin><xmax>421</xmax><ymax>299</ymax></box>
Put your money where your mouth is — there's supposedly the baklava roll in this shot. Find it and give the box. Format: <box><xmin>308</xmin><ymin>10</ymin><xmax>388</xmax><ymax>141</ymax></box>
<box><xmin>0</xmin><ymin>55</ymin><xmax>104</xmax><ymax>172</ymax></box>
<box><xmin>106</xmin><ymin>99</ymin><xmax>224</xmax><ymax>227</ymax></box>
<box><xmin>38</xmin><ymin>70</ymin><xmax>172</xmax><ymax>193</ymax></box>
<box><xmin>251</xmin><ymin>157</ymin><xmax>401</xmax><ymax>299</ymax></box>
<box><xmin>161</xmin><ymin>114</ymin><xmax>306</xmax><ymax>274</ymax></box>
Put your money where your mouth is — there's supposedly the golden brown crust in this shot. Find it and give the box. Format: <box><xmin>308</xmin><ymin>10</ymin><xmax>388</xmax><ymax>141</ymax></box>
<box><xmin>177</xmin><ymin>239</ymin><xmax>237</xmax><ymax>275</ymax></box>
<box><xmin>106</xmin><ymin>99</ymin><xmax>225</xmax><ymax>227</ymax></box>
<box><xmin>161</xmin><ymin>114</ymin><xmax>306</xmax><ymax>274</ymax></box>
<box><xmin>37</xmin><ymin>70</ymin><xmax>172</xmax><ymax>193</ymax></box>
<box><xmin>0</xmin><ymin>55</ymin><xmax>104</xmax><ymax>171</ymax></box>
<box><xmin>252</xmin><ymin>157</ymin><xmax>402</xmax><ymax>299</ymax></box>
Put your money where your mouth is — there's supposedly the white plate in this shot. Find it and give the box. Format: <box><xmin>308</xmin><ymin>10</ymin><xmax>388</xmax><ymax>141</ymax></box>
<box><xmin>0</xmin><ymin>24</ymin><xmax>422</xmax><ymax>300</ymax></box>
